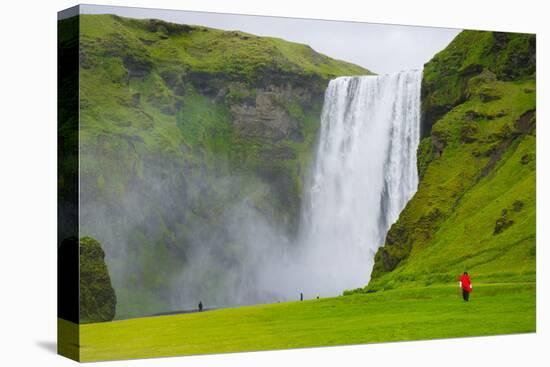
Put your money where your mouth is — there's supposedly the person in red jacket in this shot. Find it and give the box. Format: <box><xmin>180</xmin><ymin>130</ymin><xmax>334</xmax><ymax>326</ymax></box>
<box><xmin>459</xmin><ymin>272</ymin><xmax>473</xmax><ymax>301</ymax></box>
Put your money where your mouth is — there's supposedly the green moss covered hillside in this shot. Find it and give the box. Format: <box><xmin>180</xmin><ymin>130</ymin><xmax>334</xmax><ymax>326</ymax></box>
<box><xmin>72</xmin><ymin>14</ymin><xmax>371</xmax><ymax>318</ymax></box>
<box><xmin>368</xmin><ymin>31</ymin><xmax>536</xmax><ymax>290</ymax></box>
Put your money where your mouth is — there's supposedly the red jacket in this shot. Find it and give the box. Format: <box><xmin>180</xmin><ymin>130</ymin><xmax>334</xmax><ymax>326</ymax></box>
<box><xmin>460</xmin><ymin>274</ymin><xmax>472</xmax><ymax>293</ymax></box>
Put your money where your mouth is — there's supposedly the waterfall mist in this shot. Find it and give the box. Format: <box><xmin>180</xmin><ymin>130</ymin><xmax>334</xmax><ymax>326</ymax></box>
<box><xmin>82</xmin><ymin>70</ymin><xmax>422</xmax><ymax>315</ymax></box>
<box><xmin>181</xmin><ymin>70</ymin><xmax>422</xmax><ymax>306</ymax></box>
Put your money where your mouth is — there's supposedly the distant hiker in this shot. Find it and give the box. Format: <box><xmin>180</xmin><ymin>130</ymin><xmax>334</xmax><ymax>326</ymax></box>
<box><xmin>300</xmin><ymin>292</ymin><xmax>303</xmax><ymax>301</ymax></box>
<box><xmin>198</xmin><ymin>301</ymin><xmax>203</xmax><ymax>312</ymax></box>
<box><xmin>459</xmin><ymin>272</ymin><xmax>473</xmax><ymax>301</ymax></box>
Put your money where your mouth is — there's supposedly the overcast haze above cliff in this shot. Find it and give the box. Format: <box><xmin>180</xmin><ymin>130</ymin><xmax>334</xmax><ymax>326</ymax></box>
<box><xmin>79</xmin><ymin>4</ymin><xmax>461</xmax><ymax>75</ymax></box>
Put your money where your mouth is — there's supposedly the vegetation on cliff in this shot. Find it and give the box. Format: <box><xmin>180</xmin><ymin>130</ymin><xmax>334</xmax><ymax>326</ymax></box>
<box><xmin>367</xmin><ymin>30</ymin><xmax>536</xmax><ymax>291</ymax></box>
<box><xmin>421</xmin><ymin>31</ymin><xmax>535</xmax><ymax>137</ymax></box>
<box><xmin>76</xmin><ymin>14</ymin><xmax>370</xmax><ymax>318</ymax></box>
<box><xmin>80</xmin><ymin>237</ymin><xmax>117</xmax><ymax>323</ymax></box>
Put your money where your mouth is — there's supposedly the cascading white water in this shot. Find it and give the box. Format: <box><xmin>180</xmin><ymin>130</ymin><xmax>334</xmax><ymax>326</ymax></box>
<box><xmin>174</xmin><ymin>70</ymin><xmax>423</xmax><ymax>308</ymax></box>
<box><xmin>290</xmin><ymin>70</ymin><xmax>422</xmax><ymax>296</ymax></box>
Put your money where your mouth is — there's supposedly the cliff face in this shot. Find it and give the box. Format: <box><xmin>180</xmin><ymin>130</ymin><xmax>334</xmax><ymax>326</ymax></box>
<box><xmin>76</xmin><ymin>14</ymin><xmax>371</xmax><ymax>318</ymax></box>
<box><xmin>420</xmin><ymin>31</ymin><xmax>535</xmax><ymax>138</ymax></box>
<box><xmin>368</xmin><ymin>30</ymin><xmax>536</xmax><ymax>290</ymax></box>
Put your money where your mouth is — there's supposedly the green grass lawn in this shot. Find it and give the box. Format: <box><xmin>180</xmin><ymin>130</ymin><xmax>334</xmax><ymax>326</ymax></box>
<box><xmin>63</xmin><ymin>282</ymin><xmax>535</xmax><ymax>361</ymax></box>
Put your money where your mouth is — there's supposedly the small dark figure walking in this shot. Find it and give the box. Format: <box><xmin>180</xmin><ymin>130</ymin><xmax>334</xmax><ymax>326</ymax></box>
<box><xmin>300</xmin><ymin>292</ymin><xmax>303</xmax><ymax>301</ymax></box>
<box><xmin>459</xmin><ymin>272</ymin><xmax>473</xmax><ymax>301</ymax></box>
<box><xmin>198</xmin><ymin>301</ymin><xmax>203</xmax><ymax>312</ymax></box>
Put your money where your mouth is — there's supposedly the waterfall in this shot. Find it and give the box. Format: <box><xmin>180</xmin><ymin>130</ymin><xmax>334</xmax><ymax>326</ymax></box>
<box><xmin>293</xmin><ymin>70</ymin><xmax>422</xmax><ymax>296</ymax></box>
<box><xmin>174</xmin><ymin>70</ymin><xmax>422</xmax><ymax>307</ymax></box>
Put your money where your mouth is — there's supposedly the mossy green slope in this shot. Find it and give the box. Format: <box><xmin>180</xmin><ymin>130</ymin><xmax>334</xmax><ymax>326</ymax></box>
<box><xmin>420</xmin><ymin>31</ymin><xmax>535</xmax><ymax>137</ymax></box>
<box><xmin>77</xmin><ymin>14</ymin><xmax>371</xmax><ymax>318</ymax></box>
<box><xmin>368</xmin><ymin>31</ymin><xmax>535</xmax><ymax>291</ymax></box>
<box><xmin>79</xmin><ymin>237</ymin><xmax>117</xmax><ymax>323</ymax></box>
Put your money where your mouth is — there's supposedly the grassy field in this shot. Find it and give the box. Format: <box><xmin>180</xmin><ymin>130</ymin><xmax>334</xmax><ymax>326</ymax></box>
<box><xmin>64</xmin><ymin>282</ymin><xmax>534</xmax><ymax>361</ymax></box>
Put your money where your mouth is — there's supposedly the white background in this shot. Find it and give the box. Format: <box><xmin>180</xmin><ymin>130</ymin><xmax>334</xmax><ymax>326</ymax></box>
<box><xmin>0</xmin><ymin>0</ymin><xmax>548</xmax><ymax>365</ymax></box>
